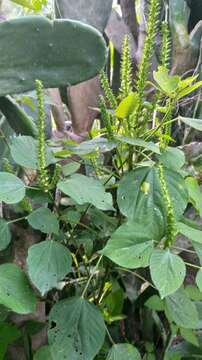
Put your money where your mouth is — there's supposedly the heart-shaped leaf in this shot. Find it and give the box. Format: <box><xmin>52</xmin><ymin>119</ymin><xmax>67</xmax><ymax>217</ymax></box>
<box><xmin>0</xmin><ymin>172</ymin><xmax>25</xmax><ymax>204</ymax></box>
<box><xmin>48</xmin><ymin>297</ymin><xmax>106</xmax><ymax>360</ymax></box>
<box><xmin>102</xmin><ymin>222</ymin><xmax>154</xmax><ymax>268</ymax></box>
<box><xmin>150</xmin><ymin>249</ymin><xmax>186</xmax><ymax>298</ymax></box>
<box><xmin>0</xmin><ymin>264</ymin><xmax>36</xmax><ymax>314</ymax></box>
<box><xmin>27</xmin><ymin>208</ymin><xmax>59</xmax><ymax>234</ymax></box>
<box><xmin>27</xmin><ymin>240</ymin><xmax>72</xmax><ymax>295</ymax></box>
<box><xmin>58</xmin><ymin>174</ymin><xmax>113</xmax><ymax>211</ymax></box>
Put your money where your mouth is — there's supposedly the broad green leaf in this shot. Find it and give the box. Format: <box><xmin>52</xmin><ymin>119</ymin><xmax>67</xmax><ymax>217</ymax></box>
<box><xmin>9</xmin><ymin>136</ymin><xmax>55</xmax><ymax>169</ymax></box>
<box><xmin>180</xmin><ymin>328</ymin><xmax>199</xmax><ymax>347</ymax></box>
<box><xmin>106</xmin><ymin>344</ymin><xmax>141</xmax><ymax>360</ymax></box>
<box><xmin>196</xmin><ymin>270</ymin><xmax>202</xmax><ymax>293</ymax></box>
<box><xmin>150</xmin><ymin>249</ymin><xmax>186</xmax><ymax>298</ymax></box>
<box><xmin>0</xmin><ymin>172</ymin><xmax>25</xmax><ymax>204</ymax></box>
<box><xmin>153</xmin><ymin>67</ymin><xmax>180</xmax><ymax>96</ymax></box>
<box><xmin>58</xmin><ymin>174</ymin><xmax>114</xmax><ymax>211</ymax></box>
<box><xmin>179</xmin><ymin>116</ymin><xmax>202</xmax><ymax>131</ymax></box>
<box><xmin>185</xmin><ymin>177</ymin><xmax>202</xmax><ymax>217</ymax></box>
<box><xmin>0</xmin><ymin>219</ymin><xmax>11</xmax><ymax>251</ymax></box>
<box><xmin>102</xmin><ymin>222</ymin><xmax>154</xmax><ymax>268</ymax></box>
<box><xmin>34</xmin><ymin>346</ymin><xmax>54</xmax><ymax>360</ymax></box>
<box><xmin>117</xmin><ymin>166</ymin><xmax>188</xmax><ymax>239</ymax></box>
<box><xmin>27</xmin><ymin>240</ymin><xmax>72</xmax><ymax>295</ymax></box>
<box><xmin>62</xmin><ymin>162</ymin><xmax>81</xmax><ymax>176</ymax></box>
<box><xmin>177</xmin><ymin>80</ymin><xmax>202</xmax><ymax>99</ymax></box>
<box><xmin>0</xmin><ymin>264</ymin><xmax>36</xmax><ymax>314</ymax></box>
<box><xmin>176</xmin><ymin>222</ymin><xmax>202</xmax><ymax>244</ymax></box>
<box><xmin>57</xmin><ymin>137</ymin><xmax>116</xmax><ymax>157</ymax></box>
<box><xmin>27</xmin><ymin>208</ymin><xmax>59</xmax><ymax>234</ymax></box>
<box><xmin>165</xmin><ymin>288</ymin><xmax>199</xmax><ymax>329</ymax></box>
<box><xmin>48</xmin><ymin>297</ymin><xmax>106</xmax><ymax>360</ymax></box>
<box><xmin>0</xmin><ymin>322</ymin><xmax>21</xmax><ymax>359</ymax></box>
<box><xmin>159</xmin><ymin>147</ymin><xmax>185</xmax><ymax>171</ymax></box>
<box><xmin>185</xmin><ymin>285</ymin><xmax>202</xmax><ymax>301</ymax></box>
<box><xmin>115</xmin><ymin>92</ymin><xmax>138</xmax><ymax>118</ymax></box>
<box><xmin>116</xmin><ymin>136</ymin><xmax>160</xmax><ymax>154</ymax></box>
<box><xmin>145</xmin><ymin>295</ymin><xmax>164</xmax><ymax>311</ymax></box>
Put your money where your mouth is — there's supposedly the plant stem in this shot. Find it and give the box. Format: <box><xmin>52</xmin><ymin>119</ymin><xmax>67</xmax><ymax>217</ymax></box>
<box><xmin>82</xmin><ymin>255</ymin><xmax>103</xmax><ymax>298</ymax></box>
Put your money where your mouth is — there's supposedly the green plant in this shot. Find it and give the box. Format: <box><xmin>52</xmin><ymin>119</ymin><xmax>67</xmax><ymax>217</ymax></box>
<box><xmin>0</xmin><ymin>14</ymin><xmax>106</xmax><ymax>136</ymax></box>
<box><xmin>1</xmin><ymin>0</ymin><xmax>202</xmax><ymax>359</ymax></box>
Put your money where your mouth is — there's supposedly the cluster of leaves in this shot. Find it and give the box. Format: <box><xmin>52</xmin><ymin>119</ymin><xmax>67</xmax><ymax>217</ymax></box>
<box><xmin>0</xmin><ymin>0</ymin><xmax>202</xmax><ymax>359</ymax></box>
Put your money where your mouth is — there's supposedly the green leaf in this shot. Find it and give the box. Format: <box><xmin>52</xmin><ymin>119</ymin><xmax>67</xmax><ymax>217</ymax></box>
<box><xmin>27</xmin><ymin>240</ymin><xmax>72</xmax><ymax>295</ymax></box>
<box><xmin>180</xmin><ymin>328</ymin><xmax>199</xmax><ymax>347</ymax></box>
<box><xmin>185</xmin><ymin>285</ymin><xmax>202</xmax><ymax>301</ymax></box>
<box><xmin>117</xmin><ymin>166</ymin><xmax>188</xmax><ymax>239</ymax></box>
<box><xmin>185</xmin><ymin>177</ymin><xmax>202</xmax><ymax>217</ymax></box>
<box><xmin>177</xmin><ymin>80</ymin><xmax>202</xmax><ymax>99</ymax></box>
<box><xmin>27</xmin><ymin>208</ymin><xmax>59</xmax><ymax>234</ymax></box>
<box><xmin>145</xmin><ymin>295</ymin><xmax>165</xmax><ymax>311</ymax></box>
<box><xmin>9</xmin><ymin>136</ymin><xmax>55</xmax><ymax>169</ymax></box>
<box><xmin>176</xmin><ymin>222</ymin><xmax>202</xmax><ymax>244</ymax></box>
<box><xmin>116</xmin><ymin>136</ymin><xmax>160</xmax><ymax>154</ymax></box>
<box><xmin>102</xmin><ymin>222</ymin><xmax>153</xmax><ymax>268</ymax></box>
<box><xmin>150</xmin><ymin>249</ymin><xmax>186</xmax><ymax>298</ymax></box>
<box><xmin>196</xmin><ymin>270</ymin><xmax>202</xmax><ymax>293</ymax></box>
<box><xmin>0</xmin><ymin>264</ymin><xmax>36</xmax><ymax>314</ymax></box>
<box><xmin>48</xmin><ymin>297</ymin><xmax>106</xmax><ymax>360</ymax></box>
<box><xmin>0</xmin><ymin>172</ymin><xmax>25</xmax><ymax>204</ymax></box>
<box><xmin>106</xmin><ymin>344</ymin><xmax>141</xmax><ymax>360</ymax></box>
<box><xmin>115</xmin><ymin>92</ymin><xmax>138</xmax><ymax>118</ymax></box>
<box><xmin>179</xmin><ymin>116</ymin><xmax>202</xmax><ymax>131</ymax></box>
<box><xmin>0</xmin><ymin>219</ymin><xmax>11</xmax><ymax>251</ymax></box>
<box><xmin>10</xmin><ymin>0</ymin><xmax>46</xmax><ymax>11</ymax></box>
<box><xmin>153</xmin><ymin>67</ymin><xmax>180</xmax><ymax>96</ymax></box>
<box><xmin>58</xmin><ymin>174</ymin><xmax>114</xmax><ymax>211</ymax></box>
<box><xmin>165</xmin><ymin>288</ymin><xmax>199</xmax><ymax>329</ymax></box>
<box><xmin>0</xmin><ymin>322</ymin><xmax>21</xmax><ymax>360</ymax></box>
<box><xmin>158</xmin><ymin>147</ymin><xmax>185</xmax><ymax>171</ymax></box>
<box><xmin>34</xmin><ymin>346</ymin><xmax>54</xmax><ymax>360</ymax></box>
<box><xmin>62</xmin><ymin>162</ymin><xmax>81</xmax><ymax>176</ymax></box>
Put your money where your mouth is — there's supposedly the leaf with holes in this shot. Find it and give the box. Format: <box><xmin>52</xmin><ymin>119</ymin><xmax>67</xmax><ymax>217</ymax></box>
<box><xmin>117</xmin><ymin>166</ymin><xmax>188</xmax><ymax>239</ymax></box>
<box><xmin>165</xmin><ymin>288</ymin><xmax>199</xmax><ymax>329</ymax></box>
<box><xmin>27</xmin><ymin>208</ymin><xmax>59</xmax><ymax>234</ymax></box>
<box><xmin>58</xmin><ymin>174</ymin><xmax>113</xmax><ymax>211</ymax></box>
<box><xmin>150</xmin><ymin>249</ymin><xmax>186</xmax><ymax>298</ymax></box>
<box><xmin>0</xmin><ymin>219</ymin><xmax>11</xmax><ymax>251</ymax></box>
<box><xmin>106</xmin><ymin>344</ymin><xmax>141</xmax><ymax>360</ymax></box>
<box><xmin>102</xmin><ymin>222</ymin><xmax>154</xmax><ymax>268</ymax></box>
<box><xmin>27</xmin><ymin>240</ymin><xmax>72</xmax><ymax>295</ymax></box>
<box><xmin>0</xmin><ymin>264</ymin><xmax>36</xmax><ymax>314</ymax></box>
<box><xmin>48</xmin><ymin>297</ymin><xmax>105</xmax><ymax>360</ymax></box>
<box><xmin>0</xmin><ymin>172</ymin><xmax>25</xmax><ymax>204</ymax></box>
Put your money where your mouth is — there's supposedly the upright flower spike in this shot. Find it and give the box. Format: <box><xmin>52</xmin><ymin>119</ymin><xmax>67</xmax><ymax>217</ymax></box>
<box><xmin>161</xmin><ymin>20</ymin><xmax>171</xmax><ymax>69</ymax></box>
<box><xmin>99</xmin><ymin>95</ymin><xmax>114</xmax><ymax>140</ymax></box>
<box><xmin>35</xmin><ymin>79</ymin><xmax>50</xmax><ymax>192</ymax></box>
<box><xmin>159</xmin><ymin>165</ymin><xmax>176</xmax><ymax>247</ymax></box>
<box><xmin>133</xmin><ymin>0</ymin><xmax>160</xmax><ymax>133</ymax></box>
<box><xmin>119</xmin><ymin>35</ymin><xmax>133</xmax><ymax>100</ymax></box>
<box><xmin>99</xmin><ymin>70</ymin><xmax>117</xmax><ymax>110</ymax></box>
